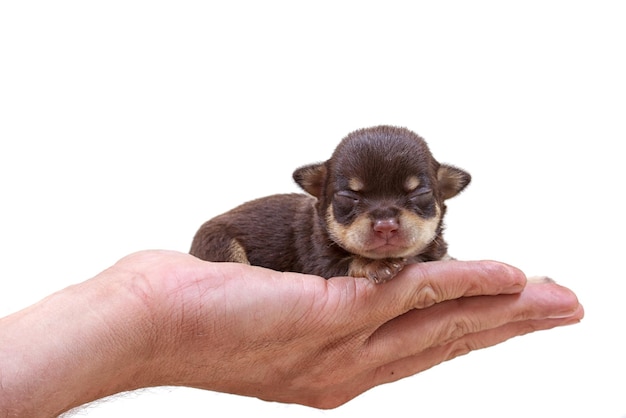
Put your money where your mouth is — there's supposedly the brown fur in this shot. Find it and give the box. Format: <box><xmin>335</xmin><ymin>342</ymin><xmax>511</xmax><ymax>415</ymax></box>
<box><xmin>190</xmin><ymin>125</ymin><xmax>471</xmax><ymax>283</ymax></box>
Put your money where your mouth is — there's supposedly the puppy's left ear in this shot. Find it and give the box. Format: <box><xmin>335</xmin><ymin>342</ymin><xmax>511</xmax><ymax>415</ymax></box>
<box><xmin>437</xmin><ymin>164</ymin><xmax>471</xmax><ymax>200</ymax></box>
<box><xmin>293</xmin><ymin>163</ymin><xmax>327</xmax><ymax>198</ymax></box>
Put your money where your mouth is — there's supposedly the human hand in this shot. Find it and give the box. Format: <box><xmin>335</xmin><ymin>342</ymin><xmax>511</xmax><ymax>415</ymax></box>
<box><xmin>121</xmin><ymin>251</ymin><xmax>583</xmax><ymax>408</ymax></box>
<box><xmin>0</xmin><ymin>250</ymin><xmax>583</xmax><ymax>416</ymax></box>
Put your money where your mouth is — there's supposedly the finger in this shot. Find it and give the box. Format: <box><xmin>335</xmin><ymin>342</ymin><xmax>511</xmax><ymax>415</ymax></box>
<box><xmin>369</xmin><ymin>306</ymin><xmax>584</xmax><ymax>386</ymax></box>
<box><xmin>365</xmin><ymin>260</ymin><xmax>527</xmax><ymax>323</ymax></box>
<box><xmin>365</xmin><ymin>281</ymin><xmax>582</xmax><ymax>365</ymax></box>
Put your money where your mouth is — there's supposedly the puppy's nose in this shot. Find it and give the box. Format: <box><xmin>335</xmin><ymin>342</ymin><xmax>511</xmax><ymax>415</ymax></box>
<box><xmin>373</xmin><ymin>218</ymin><xmax>399</xmax><ymax>239</ymax></box>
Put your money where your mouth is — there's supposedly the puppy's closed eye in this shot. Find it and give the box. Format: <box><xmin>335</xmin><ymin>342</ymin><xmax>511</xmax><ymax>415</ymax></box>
<box><xmin>409</xmin><ymin>188</ymin><xmax>433</xmax><ymax>201</ymax></box>
<box><xmin>408</xmin><ymin>189</ymin><xmax>436</xmax><ymax>215</ymax></box>
<box><xmin>333</xmin><ymin>191</ymin><xmax>360</xmax><ymax>219</ymax></box>
<box><xmin>335</xmin><ymin>190</ymin><xmax>360</xmax><ymax>203</ymax></box>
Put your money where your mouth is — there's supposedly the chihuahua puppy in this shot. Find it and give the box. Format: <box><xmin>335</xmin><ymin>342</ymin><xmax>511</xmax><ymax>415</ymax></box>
<box><xmin>190</xmin><ymin>125</ymin><xmax>471</xmax><ymax>283</ymax></box>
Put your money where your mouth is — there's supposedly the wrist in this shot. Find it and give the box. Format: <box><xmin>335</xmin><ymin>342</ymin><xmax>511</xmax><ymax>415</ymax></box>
<box><xmin>0</xmin><ymin>264</ymin><xmax>161</xmax><ymax>416</ymax></box>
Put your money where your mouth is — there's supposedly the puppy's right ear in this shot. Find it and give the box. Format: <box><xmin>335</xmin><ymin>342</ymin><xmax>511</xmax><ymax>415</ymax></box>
<box><xmin>293</xmin><ymin>163</ymin><xmax>327</xmax><ymax>198</ymax></box>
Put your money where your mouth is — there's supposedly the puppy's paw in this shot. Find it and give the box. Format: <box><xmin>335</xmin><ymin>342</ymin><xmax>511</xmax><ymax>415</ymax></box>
<box><xmin>349</xmin><ymin>257</ymin><xmax>406</xmax><ymax>284</ymax></box>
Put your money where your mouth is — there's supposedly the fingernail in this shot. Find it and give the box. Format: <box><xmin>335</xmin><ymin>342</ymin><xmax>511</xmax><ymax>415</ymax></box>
<box><xmin>549</xmin><ymin>304</ymin><xmax>584</xmax><ymax>319</ymax></box>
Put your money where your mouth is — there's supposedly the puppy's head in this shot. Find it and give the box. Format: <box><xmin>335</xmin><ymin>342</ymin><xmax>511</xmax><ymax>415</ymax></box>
<box><xmin>293</xmin><ymin>126</ymin><xmax>470</xmax><ymax>260</ymax></box>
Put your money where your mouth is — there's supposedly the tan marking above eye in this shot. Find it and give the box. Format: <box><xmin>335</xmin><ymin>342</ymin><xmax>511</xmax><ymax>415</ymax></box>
<box><xmin>348</xmin><ymin>177</ymin><xmax>364</xmax><ymax>192</ymax></box>
<box><xmin>404</xmin><ymin>175</ymin><xmax>420</xmax><ymax>192</ymax></box>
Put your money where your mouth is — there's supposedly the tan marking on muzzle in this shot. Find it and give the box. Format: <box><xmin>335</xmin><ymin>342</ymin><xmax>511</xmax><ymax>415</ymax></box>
<box><xmin>325</xmin><ymin>203</ymin><xmax>442</xmax><ymax>259</ymax></box>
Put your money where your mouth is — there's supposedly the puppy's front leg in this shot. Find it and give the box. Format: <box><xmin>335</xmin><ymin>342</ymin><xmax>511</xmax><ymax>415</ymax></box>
<box><xmin>348</xmin><ymin>257</ymin><xmax>407</xmax><ymax>284</ymax></box>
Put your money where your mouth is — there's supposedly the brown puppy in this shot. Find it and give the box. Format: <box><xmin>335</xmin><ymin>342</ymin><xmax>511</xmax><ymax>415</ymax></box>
<box><xmin>190</xmin><ymin>125</ymin><xmax>471</xmax><ymax>283</ymax></box>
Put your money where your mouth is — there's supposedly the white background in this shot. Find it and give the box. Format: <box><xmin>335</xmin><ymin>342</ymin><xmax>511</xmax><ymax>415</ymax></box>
<box><xmin>1</xmin><ymin>1</ymin><xmax>624</xmax><ymax>417</ymax></box>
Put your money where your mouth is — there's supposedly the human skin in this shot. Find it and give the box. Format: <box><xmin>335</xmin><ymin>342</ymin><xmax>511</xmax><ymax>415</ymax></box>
<box><xmin>0</xmin><ymin>250</ymin><xmax>583</xmax><ymax>417</ymax></box>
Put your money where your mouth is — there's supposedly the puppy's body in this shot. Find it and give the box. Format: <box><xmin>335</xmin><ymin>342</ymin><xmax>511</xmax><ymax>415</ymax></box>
<box><xmin>191</xmin><ymin>193</ymin><xmax>349</xmax><ymax>277</ymax></box>
<box><xmin>190</xmin><ymin>126</ymin><xmax>471</xmax><ymax>282</ymax></box>
<box><xmin>190</xmin><ymin>193</ymin><xmax>447</xmax><ymax>279</ymax></box>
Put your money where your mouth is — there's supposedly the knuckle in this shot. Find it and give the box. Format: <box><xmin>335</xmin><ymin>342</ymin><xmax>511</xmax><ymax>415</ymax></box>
<box><xmin>429</xmin><ymin>309</ymin><xmax>477</xmax><ymax>346</ymax></box>
<box><xmin>412</xmin><ymin>283</ymin><xmax>441</xmax><ymax>308</ymax></box>
<box><xmin>446</xmin><ymin>339</ymin><xmax>474</xmax><ymax>360</ymax></box>
<box><xmin>445</xmin><ymin>317</ymin><xmax>473</xmax><ymax>342</ymax></box>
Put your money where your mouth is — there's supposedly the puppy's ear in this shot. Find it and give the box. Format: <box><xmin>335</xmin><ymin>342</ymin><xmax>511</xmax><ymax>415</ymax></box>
<box><xmin>293</xmin><ymin>163</ymin><xmax>327</xmax><ymax>198</ymax></box>
<box><xmin>437</xmin><ymin>164</ymin><xmax>471</xmax><ymax>200</ymax></box>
